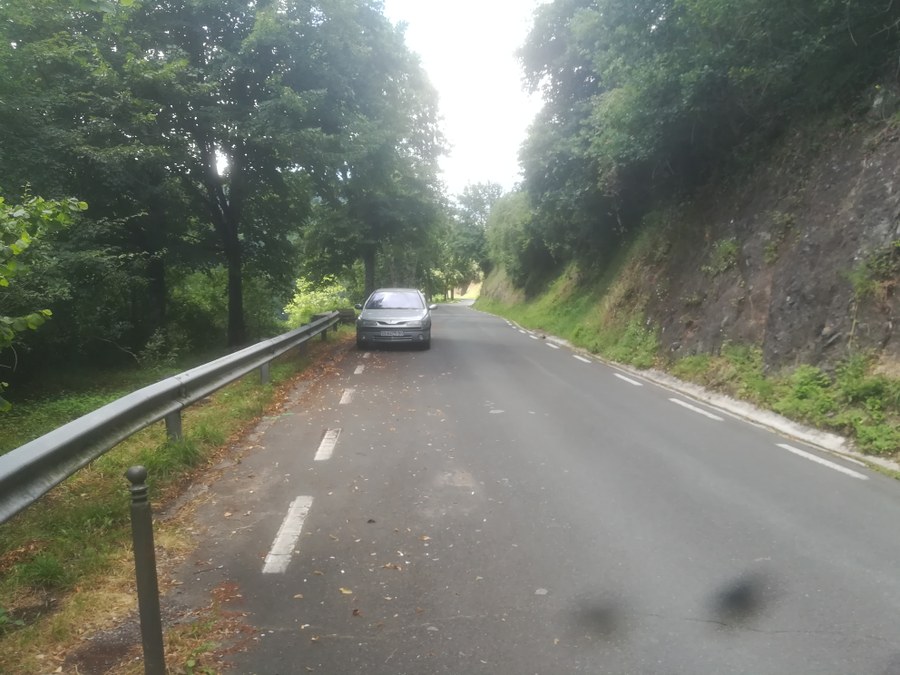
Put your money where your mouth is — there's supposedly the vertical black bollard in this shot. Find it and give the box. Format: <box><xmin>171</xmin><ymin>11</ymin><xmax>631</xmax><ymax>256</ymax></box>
<box><xmin>126</xmin><ymin>466</ymin><xmax>166</xmax><ymax>675</ymax></box>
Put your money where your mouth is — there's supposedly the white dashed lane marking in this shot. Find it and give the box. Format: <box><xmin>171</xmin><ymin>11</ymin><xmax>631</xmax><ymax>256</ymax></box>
<box><xmin>776</xmin><ymin>443</ymin><xmax>868</xmax><ymax>480</ymax></box>
<box><xmin>262</xmin><ymin>496</ymin><xmax>313</xmax><ymax>574</ymax></box>
<box><xmin>315</xmin><ymin>428</ymin><xmax>341</xmax><ymax>462</ymax></box>
<box><xmin>668</xmin><ymin>398</ymin><xmax>724</xmax><ymax>421</ymax></box>
<box><xmin>340</xmin><ymin>388</ymin><xmax>355</xmax><ymax>405</ymax></box>
<box><xmin>614</xmin><ymin>373</ymin><xmax>643</xmax><ymax>387</ymax></box>
<box><xmin>354</xmin><ymin>365</ymin><xmax>365</xmax><ymax>375</ymax></box>
<box><xmin>573</xmin><ymin>355</ymin><xmax>592</xmax><ymax>364</ymax></box>
<box><xmin>546</xmin><ymin>343</ymin><xmax>560</xmax><ymax>350</ymax></box>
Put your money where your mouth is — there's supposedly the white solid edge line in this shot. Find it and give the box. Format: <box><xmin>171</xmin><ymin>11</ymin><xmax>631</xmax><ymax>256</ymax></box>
<box><xmin>314</xmin><ymin>428</ymin><xmax>341</xmax><ymax>462</ymax></box>
<box><xmin>777</xmin><ymin>443</ymin><xmax>868</xmax><ymax>480</ymax></box>
<box><xmin>669</xmin><ymin>398</ymin><xmax>724</xmax><ymax>421</ymax></box>
<box><xmin>354</xmin><ymin>365</ymin><xmax>365</xmax><ymax>375</ymax></box>
<box><xmin>842</xmin><ymin>455</ymin><xmax>868</xmax><ymax>468</ymax></box>
<box><xmin>262</xmin><ymin>496</ymin><xmax>314</xmax><ymax>574</ymax></box>
<box><xmin>546</xmin><ymin>343</ymin><xmax>560</xmax><ymax>350</ymax></box>
<box><xmin>614</xmin><ymin>373</ymin><xmax>643</xmax><ymax>387</ymax></box>
<box><xmin>339</xmin><ymin>388</ymin><xmax>355</xmax><ymax>405</ymax></box>
<box><xmin>573</xmin><ymin>355</ymin><xmax>592</xmax><ymax>364</ymax></box>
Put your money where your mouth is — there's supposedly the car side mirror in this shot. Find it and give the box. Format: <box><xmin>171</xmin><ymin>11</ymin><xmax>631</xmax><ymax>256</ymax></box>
<box><xmin>354</xmin><ymin>303</ymin><xmax>362</xmax><ymax>310</ymax></box>
<box><xmin>429</xmin><ymin>304</ymin><xmax>437</xmax><ymax>310</ymax></box>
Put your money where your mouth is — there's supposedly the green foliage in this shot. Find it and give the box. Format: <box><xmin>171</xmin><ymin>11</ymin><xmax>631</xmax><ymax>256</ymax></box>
<box><xmin>774</xmin><ymin>365</ymin><xmax>836</xmax><ymax>418</ymax></box>
<box><xmin>0</xmin><ymin>607</ymin><xmax>24</xmax><ymax>634</ymax></box>
<box><xmin>847</xmin><ymin>239</ymin><xmax>900</xmax><ymax>300</ymax></box>
<box><xmin>0</xmin><ymin>194</ymin><xmax>88</xmax><ymax>408</ymax></box>
<box><xmin>450</xmin><ymin>182</ymin><xmax>504</xmax><ymax>277</ymax></box>
<box><xmin>283</xmin><ymin>276</ymin><xmax>351</xmax><ymax>327</ymax></box>
<box><xmin>511</xmin><ymin>0</ymin><xmax>900</xmax><ymax>280</ymax></box>
<box><xmin>485</xmin><ymin>191</ymin><xmax>556</xmax><ymax>293</ymax></box>
<box><xmin>701</xmin><ymin>238</ymin><xmax>739</xmax><ymax>276</ymax></box>
<box><xmin>672</xmin><ymin>346</ymin><xmax>899</xmax><ymax>454</ymax></box>
<box><xmin>15</xmin><ymin>552</ymin><xmax>71</xmax><ymax>590</ymax></box>
<box><xmin>0</xmin><ymin>0</ymin><xmax>443</xmax><ymax>365</ymax></box>
<box><xmin>601</xmin><ymin>318</ymin><xmax>659</xmax><ymax>369</ymax></box>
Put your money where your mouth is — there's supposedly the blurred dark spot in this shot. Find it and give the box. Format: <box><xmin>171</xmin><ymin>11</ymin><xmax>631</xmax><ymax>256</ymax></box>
<box><xmin>709</xmin><ymin>572</ymin><xmax>771</xmax><ymax>626</ymax></box>
<box><xmin>569</xmin><ymin>596</ymin><xmax>624</xmax><ymax>640</ymax></box>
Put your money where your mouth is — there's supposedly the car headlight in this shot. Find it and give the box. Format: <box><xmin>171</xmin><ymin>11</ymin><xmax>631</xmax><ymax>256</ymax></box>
<box><xmin>405</xmin><ymin>320</ymin><xmax>423</xmax><ymax>328</ymax></box>
<box><xmin>358</xmin><ymin>319</ymin><xmax>377</xmax><ymax>327</ymax></box>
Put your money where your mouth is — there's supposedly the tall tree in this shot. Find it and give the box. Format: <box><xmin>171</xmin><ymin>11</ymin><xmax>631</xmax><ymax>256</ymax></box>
<box><xmin>301</xmin><ymin>9</ymin><xmax>445</xmax><ymax>297</ymax></box>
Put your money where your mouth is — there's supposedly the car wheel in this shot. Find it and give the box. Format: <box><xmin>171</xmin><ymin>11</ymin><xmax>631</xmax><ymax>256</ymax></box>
<box><xmin>356</xmin><ymin>340</ymin><xmax>365</xmax><ymax>350</ymax></box>
<box><xmin>422</xmin><ymin>338</ymin><xmax>431</xmax><ymax>350</ymax></box>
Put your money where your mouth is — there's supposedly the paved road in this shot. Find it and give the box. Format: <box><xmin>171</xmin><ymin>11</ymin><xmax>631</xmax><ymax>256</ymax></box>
<box><xmin>176</xmin><ymin>302</ymin><xmax>900</xmax><ymax>674</ymax></box>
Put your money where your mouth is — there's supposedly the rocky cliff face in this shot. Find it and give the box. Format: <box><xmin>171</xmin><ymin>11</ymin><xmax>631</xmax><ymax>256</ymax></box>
<box><xmin>647</xmin><ymin>111</ymin><xmax>900</xmax><ymax>373</ymax></box>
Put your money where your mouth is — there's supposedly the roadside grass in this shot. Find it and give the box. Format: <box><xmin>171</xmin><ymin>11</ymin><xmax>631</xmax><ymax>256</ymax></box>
<box><xmin>477</xmin><ymin>254</ymin><xmax>660</xmax><ymax>369</ymax></box>
<box><xmin>479</xmin><ymin>262</ymin><xmax>898</xmax><ymax>457</ymax></box>
<box><xmin>0</xmin><ymin>328</ymin><xmax>354</xmax><ymax>673</ymax></box>
<box><xmin>670</xmin><ymin>347</ymin><xmax>899</xmax><ymax>455</ymax></box>
<box><xmin>0</xmin><ymin>357</ymin><xmax>214</xmax><ymax>455</ymax></box>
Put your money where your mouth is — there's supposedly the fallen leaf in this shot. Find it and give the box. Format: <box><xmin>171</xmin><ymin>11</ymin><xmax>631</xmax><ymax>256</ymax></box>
<box><xmin>310</xmin><ymin>635</ymin><xmax>320</xmax><ymax>643</ymax></box>
<box><xmin>382</xmin><ymin>563</ymin><xmax>402</xmax><ymax>571</ymax></box>
<box><xmin>352</xmin><ymin>608</ymin><xmax>362</xmax><ymax>617</ymax></box>
<box><xmin>293</xmin><ymin>594</ymin><xmax>304</xmax><ymax>600</ymax></box>
<box><xmin>419</xmin><ymin>535</ymin><xmax>431</xmax><ymax>542</ymax></box>
<box><xmin>312</xmin><ymin>570</ymin><xmax>324</xmax><ymax>576</ymax></box>
<box><xmin>367</xmin><ymin>519</ymin><xmax>376</xmax><ymax>524</ymax></box>
<box><xmin>554</xmin><ymin>638</ymin><xmax>560</xmax><ymax>645</ymax></box>
<box><xmin>329</xmin><ymin>535</ymin><xmax>339</xmax><ymax>541</ymax></box>
<box><xmin>339</xmin><ymin>587</ymin><xmax>353</xmax><ymax>595</ymax></box>
<box><xmin>223</xmin><ymin>512</ymin><xmax>233</xmax><ymax>518</ymax></box>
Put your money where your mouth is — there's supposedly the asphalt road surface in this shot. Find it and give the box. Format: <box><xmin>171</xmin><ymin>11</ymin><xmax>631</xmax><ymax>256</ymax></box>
<box><xmin>175</xmin><ymin>302</ymin><xmax>900</xmax><ymax>674</ymax></box>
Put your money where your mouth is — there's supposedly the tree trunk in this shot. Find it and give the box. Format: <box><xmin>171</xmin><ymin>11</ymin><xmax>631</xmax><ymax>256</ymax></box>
<box><xmin>363</xmin><ymin>246</ymin><xmax>377</xmax><ymax>297</ymax></box>
<box><xmin>223</xmin><ymin>221</ymin><xmax>246</xmax><ymax>347</ymax></box>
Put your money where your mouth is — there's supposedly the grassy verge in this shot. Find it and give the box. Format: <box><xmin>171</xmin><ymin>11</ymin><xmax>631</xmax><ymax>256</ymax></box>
<box><xmin>0</xmin><ymin>328</ymin><xmax>354</xmax><ymax>673</ymax></box>
<box><xmin>478</xmin><ymin>272</ymin><xmax>899</xmax><ymax>457</ymax></box>
<box><xmin>478</xmin><ymin>252</ymin><xmax>660</xmax><ymax>369</ymax></box>
<box><xmin>670</xmin><ymin>346</ymin><xmax>900</xmax><ymax>456</ymax></box>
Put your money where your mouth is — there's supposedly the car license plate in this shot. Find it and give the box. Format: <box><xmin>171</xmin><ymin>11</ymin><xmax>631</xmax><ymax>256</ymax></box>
<box><xmin>380</xmin><ymin>330</ymin><xmax>404</xmax><ymax>337</ymax></box>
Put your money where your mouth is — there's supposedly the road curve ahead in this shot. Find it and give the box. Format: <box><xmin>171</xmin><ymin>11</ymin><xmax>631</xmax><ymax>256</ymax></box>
<box><xmin>179</xmin><ymin>302</ymin><xmax>900</xmax><ymax>674</ymax></box>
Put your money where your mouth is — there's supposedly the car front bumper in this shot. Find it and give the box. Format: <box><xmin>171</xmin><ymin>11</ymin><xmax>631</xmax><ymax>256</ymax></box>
<box><xmin>356</xmin><ymin>326</ymin><xmax>430</xmax><ymax>344</ymax></box>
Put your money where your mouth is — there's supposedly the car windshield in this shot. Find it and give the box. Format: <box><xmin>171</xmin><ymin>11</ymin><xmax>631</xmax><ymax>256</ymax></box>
<box><xmin>365</xmin><ymin>291</ymin><xmax>424</xmax><ymax>310</ymax></box>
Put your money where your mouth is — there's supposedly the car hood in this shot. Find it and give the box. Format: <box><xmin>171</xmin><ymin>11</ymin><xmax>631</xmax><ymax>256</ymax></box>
<box><xmin>360</xmin><ymin>309</ymin><xmax>429</xmax><ymax>323</ymax></box>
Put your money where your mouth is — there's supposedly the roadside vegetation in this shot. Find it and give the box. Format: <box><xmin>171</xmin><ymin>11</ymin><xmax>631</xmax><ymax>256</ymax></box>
<box><xmin>0</xmin><ymin>330</ymin><xmax>353</xmax><ymax>673</ymax></box>
<box><xmin>478</xmin><ymin>274</ymin><xmax>900</xmax><ymax>458</ymax></box>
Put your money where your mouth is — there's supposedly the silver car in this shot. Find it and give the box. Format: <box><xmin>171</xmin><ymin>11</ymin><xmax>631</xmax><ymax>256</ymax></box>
<box><xmin>355</xmin><ymin>288</ymin><xmax>435</xmax><ymax>350</ymax></box>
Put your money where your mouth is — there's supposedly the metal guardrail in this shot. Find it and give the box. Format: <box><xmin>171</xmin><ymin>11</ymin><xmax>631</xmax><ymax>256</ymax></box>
<box><xmin>0</xmin><ymin>311</ymin><xmax>341</xmax><ymax>524</ymax></box>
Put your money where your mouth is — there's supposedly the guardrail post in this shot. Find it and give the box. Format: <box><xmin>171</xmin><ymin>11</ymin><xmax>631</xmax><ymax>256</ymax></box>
<box><xmin>125</xmin><ymin>466</ymin><xmax>166</xmax><ymax>675</ymax></box>
<box><xmin>260</xmin><ymin>362</ymin><xmax>270</xmax><ymax>384</ymax></box>
<box><xmin>164</xmin><ymin>411</ymin><xmax>182</xmax><ymax>441</ymax></box>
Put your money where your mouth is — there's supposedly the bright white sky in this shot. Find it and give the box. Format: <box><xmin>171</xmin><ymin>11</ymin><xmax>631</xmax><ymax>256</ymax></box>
<box><xmin>381</xmin><ymin>0</ymin><xmax>547</xmax><ymax>198</ymax></box>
